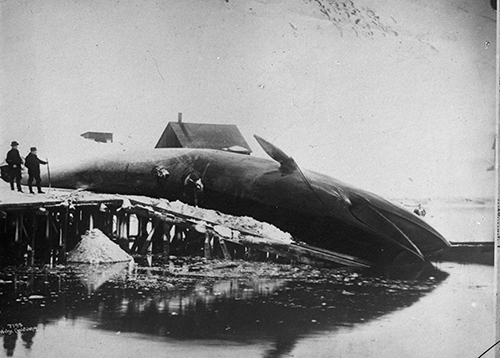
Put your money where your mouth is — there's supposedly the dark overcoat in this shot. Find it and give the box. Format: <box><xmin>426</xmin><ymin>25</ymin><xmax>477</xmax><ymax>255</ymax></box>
<box><xmin>25</xmin><ymin>153</ymin><xmax>47</xmax><ymax>176</ymax></box>
<box><xmin>6</xmin><ymin>148</ymin><xmax>23</xmax><ymax>169</ymax></box>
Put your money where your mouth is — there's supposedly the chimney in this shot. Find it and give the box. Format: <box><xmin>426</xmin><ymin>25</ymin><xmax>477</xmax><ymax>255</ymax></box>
<box><xmin>178</xmin><ymin>112</ymin><xmax>183</xmax><ymax>124</ymax></box>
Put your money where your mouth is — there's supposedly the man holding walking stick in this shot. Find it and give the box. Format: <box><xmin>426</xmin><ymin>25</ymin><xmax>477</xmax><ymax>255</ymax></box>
<box><xmin>25</xmin><ymin>147</ymin><xmax>48</xmax><ymax>194</ymax></box>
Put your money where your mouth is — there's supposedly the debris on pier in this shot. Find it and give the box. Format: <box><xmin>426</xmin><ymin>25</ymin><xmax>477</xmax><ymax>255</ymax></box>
<box><xmin>67</xmin><ymin>228</ymin><xmax>133</xmax><ymax>264</ymax></box>
<box><xmin>126</xmin><ymin>196</ymin><xmax>370</xmax><ymax>268</ymax></box>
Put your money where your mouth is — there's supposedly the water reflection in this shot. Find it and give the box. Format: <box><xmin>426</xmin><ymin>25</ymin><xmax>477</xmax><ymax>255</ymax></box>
<box><xmin>0</xmin><ymin>263</ymin><xmax>448</xmax><ymax>358</ymax></box>
<box><xmin>71</xmin><ymin>261</ymin><xmax>134</xmax><ymax>293</ymax></box>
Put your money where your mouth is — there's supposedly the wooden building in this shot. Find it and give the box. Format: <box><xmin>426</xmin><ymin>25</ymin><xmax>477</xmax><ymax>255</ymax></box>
<box><xmin>155</xmin><ymin>114</ymin><xmax>252</xmax><ymax>154</ymax></box>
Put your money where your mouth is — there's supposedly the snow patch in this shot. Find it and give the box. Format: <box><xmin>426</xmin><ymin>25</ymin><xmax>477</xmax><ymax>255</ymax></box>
<box><xmin>67</xmin><ymin>229</ymin><xmax>133</xmax><ymax>264</ymax></box>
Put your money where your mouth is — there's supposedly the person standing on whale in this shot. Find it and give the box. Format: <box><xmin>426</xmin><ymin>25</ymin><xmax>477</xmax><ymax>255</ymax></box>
<box><xmin>25</xmin><ymin>147</ymin><xmax>47</xmax><ymax>194</ymax></box>
<box><xmin>183</xmin><ymin>171</ymin><xmax>204</xmax><ymax>207</ymax></box>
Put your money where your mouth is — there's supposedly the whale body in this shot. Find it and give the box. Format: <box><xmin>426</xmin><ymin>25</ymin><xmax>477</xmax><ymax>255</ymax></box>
<box><xmin>29</xmin><ymin>136</ymin><xmax>450</xmax><ymax>266</ymax></box>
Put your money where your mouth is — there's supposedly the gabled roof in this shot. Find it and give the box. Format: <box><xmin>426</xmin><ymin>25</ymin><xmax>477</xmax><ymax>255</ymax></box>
<box><xmin>155</xmin><ymin>122</ymin><xmax>252</xmax><ymax>154</ymax></box>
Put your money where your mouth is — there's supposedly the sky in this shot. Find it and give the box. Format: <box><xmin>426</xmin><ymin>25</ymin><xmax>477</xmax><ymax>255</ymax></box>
<box><xmin>0</xmin><ymin>0</ymin><xmax>496</xmax><ymax>200</ymax></box>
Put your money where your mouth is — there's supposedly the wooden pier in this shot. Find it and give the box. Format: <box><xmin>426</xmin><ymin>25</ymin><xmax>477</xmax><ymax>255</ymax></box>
<box><xmin>0</xmin><ymin>187</ymin><xmax>370</xmax><ymax>268</ymax></box>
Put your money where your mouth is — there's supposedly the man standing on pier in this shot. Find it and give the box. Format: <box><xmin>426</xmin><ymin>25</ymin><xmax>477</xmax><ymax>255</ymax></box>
<box><xmin>6</xmin><ymin>141</ymin><xmax>23</xmax><ymax>192</ymax></box>
<box><xmin>25</xmin><ymin>147</ymin><xmax>47</xmax><ymax>194</ymax></box>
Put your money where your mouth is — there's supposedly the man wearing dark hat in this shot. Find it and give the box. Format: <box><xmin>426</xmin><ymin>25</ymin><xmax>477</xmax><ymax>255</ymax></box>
<box><xmin>25</xmin><ymin>147</ymin><xmax>47</xmax><ymax>194</ymax></box>
<box><xmin>6</xmin><ymin>141</ymin><xmax>24</xmax><ymax>192</ymax></box>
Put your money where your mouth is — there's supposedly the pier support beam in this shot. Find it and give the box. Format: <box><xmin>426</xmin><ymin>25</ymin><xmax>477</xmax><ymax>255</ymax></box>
<box><xmin>219</xmin><ymin>238</ymin><xmax>232</xmax><ymax>260</ymax></box>
<box><xmin>58</xmin><ymin>208</ymin><xmax>68</xmax><ymax>264</ymax></box>
<box><xmin>116</xmin><ymin>212</ymin><xmax>129</xmax><ymax>252</ymax></box>
<box><xmin>162</xmin><ymin>222</ymin><xmax>171</xmax><ymax>258</ymax></box>
<box><xmin>28</xmin><ymin>213</ymin><xmax>37</xmax><ymax>266</ymax></box>
<box><xmin>131</xmin><ymin>216</ymin><xmax>149</xmax><ymax>254</ymax></box>
<box><xmin>140</xmin><ymin>222</ymin><xmax>158</xmax><ymax>255</ymax></box>
<box><xmin>203</xmin><ymin>232</ymin><xmax>210</xmax><ymax>259</ymax></box>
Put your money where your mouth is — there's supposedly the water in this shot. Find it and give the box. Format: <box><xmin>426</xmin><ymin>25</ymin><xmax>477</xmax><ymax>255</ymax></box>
<box><xmin>290</xmin><ymin>262</ymin><xmax>494</xmax><ymax>358</ymax></box>
<box><xmin>413</xmin><ymin>200</ymin><xmax>495</xmax><ymax>243</ymax></box>
<box><xmin>0</xmin><ymin>260</ymin><xmax>493</xmax><ymax>358</ymax></box>
<box><xmin>0</xmin><ymin>203</ymin><xmax>495</xmax><ymax>358</ymax></box>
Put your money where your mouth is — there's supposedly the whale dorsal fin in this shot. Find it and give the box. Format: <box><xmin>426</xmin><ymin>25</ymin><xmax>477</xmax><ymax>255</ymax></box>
<box><xmin>254</xmin><ymin>135</ymin><xmax>298</xmax><ymax>175</ymax></box>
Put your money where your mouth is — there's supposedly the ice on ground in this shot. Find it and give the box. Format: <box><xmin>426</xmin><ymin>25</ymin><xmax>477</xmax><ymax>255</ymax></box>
<box><xmin>157</xmin><ymin>199</ymin><xmax>293</xmax><ymax>243</ymax></box>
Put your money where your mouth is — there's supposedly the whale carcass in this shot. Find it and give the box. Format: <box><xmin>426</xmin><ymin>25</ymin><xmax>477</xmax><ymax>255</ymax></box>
<box><xmin>22</xmin><ymin>136</ymin><xmax>450</xmax><ymax>266</ymax></box>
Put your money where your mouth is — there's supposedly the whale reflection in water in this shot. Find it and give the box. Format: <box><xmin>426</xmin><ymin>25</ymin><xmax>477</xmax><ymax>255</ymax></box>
<box><xmin>0</xmin><ymin>263</ymin><xmax>448</xmax><ymax>358</ymax></box>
